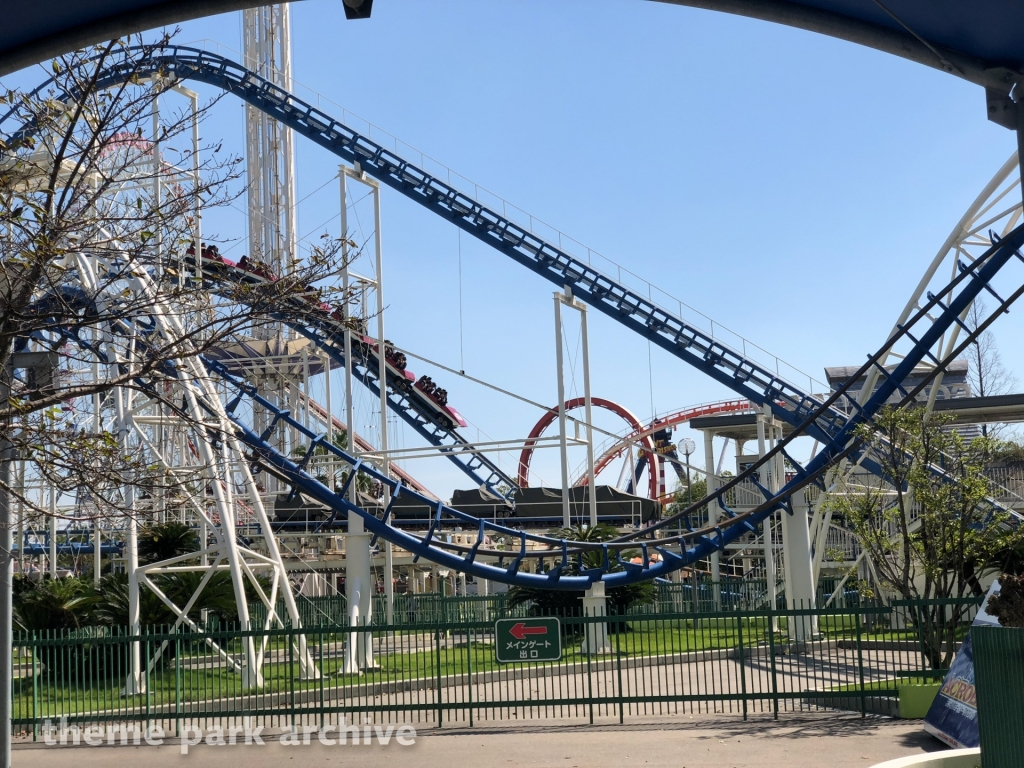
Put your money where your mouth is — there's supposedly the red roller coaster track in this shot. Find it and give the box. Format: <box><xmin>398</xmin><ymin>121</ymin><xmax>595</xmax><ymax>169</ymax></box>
<box><xmin>517</xmin><ymin>398</ymin><xmax>659</xmax><ymax>498</ymax></box>
<box><xmin>578</xmin><ymin>399</ymin><xmax>754</xmax><ymax>495</ymax></box>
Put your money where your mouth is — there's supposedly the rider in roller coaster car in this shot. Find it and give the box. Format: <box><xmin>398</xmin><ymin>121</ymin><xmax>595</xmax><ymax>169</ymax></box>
<box><xmin>202</xmin><ymin>244</ymin><xmax>225</xmax><ymax>263</ymax></box>
<box><xmin>328</xmin><ymin>307</ymin><xmax>367</xmax><ymax>335</ymax></box>
<box><xmin>238</xmin><ymin>255</ymin><xmax>278</xmax><ymax>282</ymax></box>
<box><xmin>383</xmin><ymin>341</ymin><xmax>407</xmax><ymax>371</ymax></box>
<box><xmin>415</xmin><ymin>375</ymin><xmax>449</xmax><ymax>407</ymax></box>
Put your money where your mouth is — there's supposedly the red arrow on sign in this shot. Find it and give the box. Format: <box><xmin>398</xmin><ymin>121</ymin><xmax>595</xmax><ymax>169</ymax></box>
<box><xmin>509</xmin><ymin>622</ymin><xmax>548</xmax><ymax>641</ymax></box>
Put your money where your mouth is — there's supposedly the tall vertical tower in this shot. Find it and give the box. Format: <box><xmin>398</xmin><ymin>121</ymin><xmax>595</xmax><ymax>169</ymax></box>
<box><xmin>243</xmin><ymin>5</ymin><xmax>298</xmax><ymax>488</ymax></box>
<box><xmin>243</xmin><ymin>4</ymin><xmax>297</xmax><ymax>280</ymax></box>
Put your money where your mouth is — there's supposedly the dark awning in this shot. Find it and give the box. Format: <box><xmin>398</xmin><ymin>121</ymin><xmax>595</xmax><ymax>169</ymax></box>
<box><xmin>512</xmin><ymin>486</ymin><xmax>661</xmax><ymax>523</ymax></box>
<box><xmin>3</xmin><ymin>1</ymin><xmax>1023</xmax><ymax>109</ymax></box>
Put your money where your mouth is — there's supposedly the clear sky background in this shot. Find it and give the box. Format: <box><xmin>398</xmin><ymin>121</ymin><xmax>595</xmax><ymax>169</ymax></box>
<box><xmin>6</xmin><ymin>0</ymin><xmax>1020</xmax><ymax>500</ymax></box>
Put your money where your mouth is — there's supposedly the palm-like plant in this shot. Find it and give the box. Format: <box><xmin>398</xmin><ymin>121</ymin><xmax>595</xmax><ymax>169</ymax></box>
<box><xmin>160</xmin><ymin>571</ymin><xmax>241</xmax><ymax>624</ymax></box>
<box><xmin>14</xmin><ymin>577</ymin><xmax>98</xmax><ymax>631</ymax></box>
<box><xmin>137</xmin><ymin>522</ymin><xmax>200</xmax><ymax>564</ymax></box>
<box><xmin>91</xmin><ymin>572</ymin><xmax>176</xmax><ymax>628</ymax></box>
<box><xmin>91</xmin><ymin>569</ymin><xmax>250</xmax><ymax>629</ymax></box>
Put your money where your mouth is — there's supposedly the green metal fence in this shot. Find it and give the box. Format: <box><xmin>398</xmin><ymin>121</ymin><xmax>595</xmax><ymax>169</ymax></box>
<box><xmin>251</xmin><ymin>578</ymin><xmax>861</xmax><ymax>629</ymax></box>
<box><xmin>11</xmin><ymin>596</ymin><xmax>981</xmax><ymax>737</ymax></box>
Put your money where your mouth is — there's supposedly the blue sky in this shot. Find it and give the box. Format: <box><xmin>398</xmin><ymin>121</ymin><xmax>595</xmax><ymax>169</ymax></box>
<box><xmin>7</xmin><ymin>1</ymin><xmax>1021</xmax><ymax>499</ymax></box>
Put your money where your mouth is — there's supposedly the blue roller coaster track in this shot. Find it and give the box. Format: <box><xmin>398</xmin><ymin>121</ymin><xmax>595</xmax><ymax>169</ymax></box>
<box><xmin>7</xmin><ymin>45</ymin><xmax>1024</xmax><ymax>589</ymax></box>
<box><xmin>195</xmin><ymin>256</ymin><xmax>518</xmax><ymax>498</ymax></box>
<box><xmin>5</xmin><ymin>46</ymin><xmax>845</xmax><ymax>444</ymax></box>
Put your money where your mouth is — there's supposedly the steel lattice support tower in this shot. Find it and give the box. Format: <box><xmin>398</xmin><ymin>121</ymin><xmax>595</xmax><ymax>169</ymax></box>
<box><xmin>243</xmin><ymin>5</ymin><xmax>299</xmax><ymax>490</ymax></box>
<box><xmin>243</xmin><ymin>4</ymin><xmax>297</xmax><ymax>280</ymax></box>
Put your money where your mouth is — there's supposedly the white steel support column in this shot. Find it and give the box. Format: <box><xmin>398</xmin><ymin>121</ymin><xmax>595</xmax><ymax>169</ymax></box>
<box><xmin>340</xmin><ymin>169</ymin><xmax>355</xmax><ymax>496</ymax></box>
<box><xmin>340</xmin><ymin>167</ymin><xmax>374</xmax><ymax>669</ymax></box>
<box><xmin>553</xmin><ymin>292</ymin><xmax>571</xmax><ymax>528</ymax></box>
<box><xmin>325</xmin><ymin>353</ymin><xmax>334</xmax><ymax>490</ymax></box>
<box><xmin>200</xmin><ymin>519</ymin><xmax>208</xmax><ymax>567</ymax></box>
<box><xmin>553</xmin><ymin>289</ymin><xmax>597</xmax><ymax>528</ymax></box>
<box><xmin>756</xmin><ymin>413</ymin><xmax>777</xmax><ymax>628</ymax></box>
<box><xmin>343</xmin><ymin>528</ymin><xmax>373</xmax><ymax>672</ymax></box>
<box><xmin>115</xmin><ymin>385</ymin><xmax>144</xmax><ymax>695</ymax></box>
<box><xmin>772</xmin><ymin>427</ymin><xmax>791</xmax><ymax>610</ymax></box>
<box><xmin>14</xmin><ymin>465</ymin><xmax>23</xmax><ymax>578</ymax></box>
<box><xmin>702</xmin><ymin>430</ymin><xmax>720</xmax><ymax>587</ymax></box>
<box><xmin>782</xmin><ymin>488</ymin><xmax>818</xmax><ymax>641</ymax></box>
<box><xmin>48</xmin><ymin>486</ymin><xmax>57</xmax><ymax>579</ymax></box>
<box><xmin>759</xmin><ymin>405</ymin><xmax>817</xmax><ymax>639</ymax></box>
<box><xmin>581</xmin><ymin>582</ymin><xmax>611</xmax><ymax>654</ymax></box>
<box><xmin>579</xmin><ymin>302</ymin><xmax>598</xmax><ymax>527</ymax></box>
<box><xmin>93</xmin><ymin>520</ymin><xmax>101</xmax><ymax>584</ymax></box>
<box><xmin>370</xmin><ymin>173</ymin><xmax>394</xmax><ymax>626</ymax></box>
<box><xmin>811</xmin><ymin>475</ymin><xmax>839</xmax><ymax>587</ymax></box>
<box><xmin>384</xmin><ymin>542</ymin><xmax>394</xmax><ymax>624</ymax></box>
<box><xmin>124</xmin><ymin>482</ymin><xmax>142</xmax><ymax>693</ymax></box>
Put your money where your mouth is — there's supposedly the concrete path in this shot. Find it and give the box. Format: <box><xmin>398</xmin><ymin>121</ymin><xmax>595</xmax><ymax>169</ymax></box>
<box><xmin>13</xmin><ymin>713</ymin><xmax>946</xmax><ymax>768</ymax></box>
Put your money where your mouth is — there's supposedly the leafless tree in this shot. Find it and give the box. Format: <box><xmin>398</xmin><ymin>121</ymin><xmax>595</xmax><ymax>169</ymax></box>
<box><xmin>0</xmin><ymin>35</ymin><xmax>352</xmax><ymax>527</ymax></box>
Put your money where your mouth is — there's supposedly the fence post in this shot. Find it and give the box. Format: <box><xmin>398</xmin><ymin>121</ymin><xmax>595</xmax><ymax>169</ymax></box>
<box><xmin>319</xmin><ymin>626</ymin><xmax>325</xmax><ymax>730</ymax></box>
<box><xmin>767</xmin><ymin>605</ymin><xmax>779</xmax><ymax>720</ymax></box>
<box><xmin>435</xmin><ymin>627</ymin><xmax>443</xmax><ymax>727</ymax></box>
<box><xmin>31</xmin><ymin>632</ymin><xmax>37</xmax><ymax>741</ymax></box>
<box><xmin>615</xmin><ymin>623</ymin><xmax>624</xmax><ymax>724</ymax></box>
<box><xmin>289</xmin><ymin>626</ymin><xmax>296</xmax><ymax>731</ymax></box>
<box><xmin>586</xmin><ymin>617</ymin><xmax>594</xmax><ymax>725</ymax></box>
<box><xmin>467</xmin><ymin>626</ymin><xmax>474</xmax><ymax>728</ymax></box>
<box><xmin>145</xmin><ymin>635</ymin><xmax>152</xmax><ymax>735</ymax></box>
<box><xmin>855</xmin><ymin>609</ymin><xmax>866</xmax><ymax>718</ymax></box>
<box><xmin>737</xmin><ymin>615</ymin><xmax>747</xmax><ymax>721</ymax></box>
<box><xmin>175</xmin><ymin>630</ymin><xmax>181</xmax><ymax>738</ymax></box>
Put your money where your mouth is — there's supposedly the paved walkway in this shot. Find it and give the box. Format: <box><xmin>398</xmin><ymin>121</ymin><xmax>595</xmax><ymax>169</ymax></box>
<box><xmin>13</xmin><ymin>713</ymin><xmax>945</xmax><ymax>768</ymax></box>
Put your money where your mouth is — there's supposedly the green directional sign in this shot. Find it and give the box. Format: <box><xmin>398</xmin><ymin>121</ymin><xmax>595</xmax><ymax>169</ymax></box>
<box><xmin>495</xmin><ymin>617</ymin><xmax>561</xmax><ymax>663</ymax></box>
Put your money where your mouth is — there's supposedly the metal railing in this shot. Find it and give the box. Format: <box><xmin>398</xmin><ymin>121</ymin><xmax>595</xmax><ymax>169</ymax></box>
<box><xmin>12</xmin><ymin>596</ymin><xmax>981</xmax><ymax>736</ymax></box>
<box><xmin>984</xmin><ymin>466</ymin><xmax>1024</xmax><ymax>504</ymax></box>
